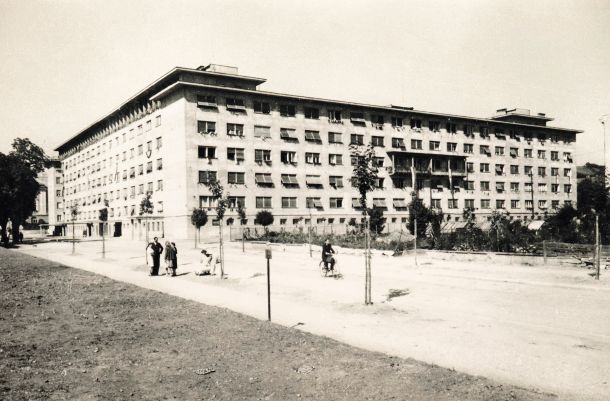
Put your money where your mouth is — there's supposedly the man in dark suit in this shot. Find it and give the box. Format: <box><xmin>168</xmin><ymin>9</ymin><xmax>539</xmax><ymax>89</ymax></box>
<box><xmin>150</xmin><ymin>237</ymin><xmax>163</xmax><ymax>275</ymax></box>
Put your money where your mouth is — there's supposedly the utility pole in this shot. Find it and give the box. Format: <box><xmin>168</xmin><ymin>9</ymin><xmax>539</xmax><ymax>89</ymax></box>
<box><xmin>308</xmin><ymin>207</ymin><xmax>313</xmax><ymax>258</ymax></box>
<box><xmin>596</xmin><ymin>214</ymin><xmax>600</xmax><ymax>280</ymax></box>
<box><xmin>414</xmin><ymin>217</ymin><xmax>418</xmax><ymax>266</ymax></box>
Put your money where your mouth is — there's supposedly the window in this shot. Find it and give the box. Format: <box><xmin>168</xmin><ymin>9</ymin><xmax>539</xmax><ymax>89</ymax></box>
<box><xmin>350</xmin><ymin>112</ymin><xmax>366</xmax><ymax>125</ymax></box>
<box><xmin>197</xmin><ymin>121</ymin><xmax>216</xmax><ymax>134</ymax></box>
<box><xmin>538</xmin><ymin>150</ymin><xmax>546</xmax><ymax>159</ymax></box>
<box><xmin>495</xmin><ymin>146</ymin><xmax>504</xmax><ymax>156</ymax></box>
<box><xmin>145</xmin><ymin>120</ymin><xmax>152</xmax><ymax>132</ymax></box>
<box><xmin>480</xmin><ymin>145</ymin><xmax>491</xmax><ymax>156</ymax></box>
<box><xmin>428</xmin><ymin>121</ymin><xmax>439</xmax><ymax>132</ymax></box>
<box><xmin>147</xmin><ymin>141</ymin><xmax>152</xmax><ymax>152</ymax></box>
<box><xmin>524</xmin><ymin>149</ymin><xmax>533</xmax><ymax>158</ymax></box>
<box><xmin>551</xmin><ymin>168</ymin><xmax>559</xmax><ymax>176</ymax></box>
<box><xmin>447</xmin><ymin>142</ymin><xmax>457</xmax><ymax>152</ymax></box>
<box><xmin>306</xmin><ymin>175</ymin><xmax>323</xmax><ymax>187</ymax></box>
<box><xmin>495</xmin><ymin>164</ymin><xmax>504</xmax><ymax>176</ymax></box>
<box><xmin>306</xmin><ymin>197</ymin><xmax>323</xmax><ymax>209</ymax></box>
<box><xmin>197</xmin><ymin>95</ymin><xmax>217</xmax><ymax>108</ymax></box>
<box><xmin>371</xmin><ymin>114</ymin><xmax>384</xmax><ymax>129</ymax></box>
<box><xmin>391</xmin><ymin>116</ymin><xmax>403</xmax><ymax>128</ymax></box>
<box><xmin>254</xmin><ymin>149</ymin><xmax>272</xmax><ymax>164</ymax></box>
<box><xmin>226</xmin><ymin>98</ymin><xmax>246</xmax><ymax>111</ymax></box>
<box><xmin>462</xmin><ymin>199</ymin><xmax>474</xmax><ymax>209</ymax></box>
<box><xmin>198</xmin><ymin>170</ymin><xmax>217</xmax><ymax>184</ymax></box>
<box><xmin>280</xmin><ymin>174</ymin><xmax>299</xmax><ymax>186</ymax></box>
<box><xmin>137</xmin><ymin>125</ymin><xmax>142</xmax><ymax>136</ymax></box>
<box><xmin>372</xmin><ymin>198</ymin><xmax>387</xmax><ymax>208</ymax></box>
<box><xmin>463</xmin><ymin>143</ymin><xmax>473</xmax><ymax>154</ymax></box>
<box><xmin>551</xmin><ymin>151</ymin><xmax>559</xmax><ymax>161</ymax></box>
<box><xmin>138</xmin><ymin>144</ymin><xmax>143</xmax><ymax>156</ymax></box>
<box><xmin>480</xmin><ymin>126</ymin><xmax>489</xmax><ymax>138</ymax></box>
<box><xmin>329</xmin><ymin>198</ymin><xmax>343</xmax><ymax>208</ymax></box>
<box><xmin>525</xmin><ymin>182</ymin><xmax>533</xmax><ymax>192</ymax></box>
<box><xmin>551</xmin><ymin>184</ymin><xmax>559</xmax><ymax>193</ymax></box>
<box><xmin>411</xmin><ymin>139</ymin><xmax>422</xmax><ymax>149</ymax></box>
<box><xmin>539</xmin><ymin>200</ymin><xmax>547</xmax><ymax>209</ymax></box>
<box><xmin>494</xmin><ymin>128</ymin><xmax>505</xmax><ymax>139</ymax></box>
<box><xmin>329</xmin><ymin>176</ymin><xmax>344</xmax><ymax>188</ymax></box>
<box><xmin>431</xmin><ymin>199</ymin><xmax>441</xmax><ymax>209</ymax></box>
<box><xmin>329</xmin><ymin>154</ymin><xmax>343</xmax><ymax>165</ymax></box>
<box><xmin>281</xmin><ymin>197</ymin><xmax>297</xmax><ymax>208</ymax></box>
<box><xmin>157</xmin><ymin>180</ymin><xmax>163</xmax><ymax>191</ymax></box>
<box><xmin>146</xmin><ymin>161</ymin><xmax>153</xmax><ymax>173</ymax></box>
<box><xmin>564</xmin><ymin>184</ymin><xmax>572</xmax><ymax>193</ymax></box>
<box><xmin>496</xmin><ymin>200</ymin><xmax>505</xmax><ymax>209</ymax></box>
<box><xmin>227</xmin><ymin>123</ymin><xmax>244</xmax><ymax>136</ymax></box>
<box><xmin>467</xmin><ymin>162</ymin><xmax>474</xmax><ymax>173</ymax></box>
<box><xmin>371</xmin><ymin>136</ymin><xmax>384</xmax><ymax>147</ymax></box>
<box><xmin>280</xmin><ymin>151</ymin><xmax>297</xmax><ymax>164</ymax></box>
<box><xmin>429</xmin><ymin>141</ymin><xmax>440</xmax><ymax>151</ymax></box>
<box><xmin>228</xmin><ymin>172</ymin><xmax>245</xmax><ymax>185</ymax></box>
<box><xmin>255</xmin><ymin>173</ymin><xmax>273</xmax><ymax>186</ymax></box>
<box><xmin>552</xmin><ymin>200</ymin><xmax>560</xmax><ymax>209</ymax></box>
<box><xmin>305</xmin><ymin>152</ymin><xmax>320</xmax><ymax>165</ymax></box>
<box><xmin>328</xmin><ymin>132</ymin><xmax>342</xmax><ymax>144</ymax></box>
<box><xmin>155</xmin><ymin>115</ymin><xmax>162</xmax><ymax>127</ymax></box>
<box><xmin>305</xmin><ymin>130</ymin><xmax>322</xmax><ymax>142</ymax></box>
<box><xmin>496</xmin><ymin>182</ymin><xmax>505</xmax><ymax>193</ymax></box>
<box><xmin>198</xmin><ymin>146</ymin><xmax>216</xmax><ymax>159</ymax></box>
<box><xmin>524</xmin><ymin>166</ymin><xmax>533</xmax><ymax>175</ymax></box>
<box><xmin>350</xmin><ymin>134</ymin><xmax>364</xmax><ymax>145</ymax></box>
<box><xmin>464</xmin><ymin>125</ymin><xmax>474</xmax><ymax>136</ymax></box>
<box><xmin>304</xmin><ymin>107</ymin><xmax>319</xmax><ymax>119</ymax></box>
<box><xmin>228</xmin><ymin>196</ymin><xmax>245</xmax><ymax>209</ymax></box>
<box><xmin>373</xmin><ymin>157</ymin><xmax>384</xmax><ymax>167</ymax></box>
<box><xmin>253</xmin><ymin>101</ymin><xmax>270</xmax><ymax>114</ymax></box>
<box><xmin>564</xmin><ymin>168</ymin><xmax>571</xmax><ymax>177</ymax></box>
<box><xmin>410</xmin><ymin>118</ymin><xmax>422</xmax><ymax>129</ymax></box>
<box><xmin>138</xmin><ymin>164</ymin><xmax>144</xmax><ymax>175</ymax></box>
<box><xmin>480</xmin><ymin>163</ymin><xmax>490</xmax><ymax>173</ymax></box>
<box><xmin>564</xmin><ymin>152</ymin><xmax>573</xmax><ymax>163</ymax></box>
<box><xmin>253</xmin><ymin>126</ymin><xmax>271</xmax><ymax>138</ymax></box>
<box><xmin>481</xmin><ymin>199</ymin><xmax>490</xmax><ymax>209</ymax></box>
<box><xmin>227</xmin><ymin>147</ymin><xmax>245</xmax><ymax>162</ymax></box>
<box><xmin>538</xmin><ymin>167</ymin><xmax>546</xmax><ymax>177</ymax></box>
<box><xmin>392</xmin><ymin>138</ymin><xmax>405</xmax><ymax>149</ymax></box>
<box><xmin>448</xmin><ymin>199</ymin><xmax>458</xmax><ymax>209</ymax></box>
<box><xmin>279</xmin><ymin>104</ymin><xmax>296</xmax><ymax>117</ymax></box>
<box><xmin>538</xmin><ymin>183</ymin><xmax>547</xmax><ymax>192</ymax></box>
<box><xmin>510</xmin><ymin>165</ymin><xmax>519</xmax><ymax>174</ymax></box>
<box><xmin>256</xmin><ymin>197</ymin><xmax>272</xmax><ymax>208</ymax></box>
<box><xmin>464</xmin><ymin>180</ymin><xmax>475</xmax><ymax>190</ymax></box>
<box><xmin>130</xmin><ymin>148</ymin><xmax>134</xmax><ymax>159</ymax></box>
<box><xmin>511</xmin><ymin>200</ymin><xmax>520</xmax><ymax>209</ymax></box>
<box><xmin>525</xmin><ymin>200</ymin><xmax>533</xmax><ymax>210</ymax></box>
<box><xmin>146</xmin><ymin>182</ymin><xmax>153</xmax><ymax>193</ymax></box>
<box><xmin>328</xmin><ymin>109</ymin><xmax>342</xmax><ymax>123</ymax></box>
<box><xmin>280</xmin><ymin>128</ymin><xmax>297</xmax><ymax>141</ymax></box>
<box><xmin>445</xmin><ymin>122</ymin><xmax>457</xmax><ymax>134</ymax></box>
<box><xmin>480</xmin><ymin>181</ymin><xmax>490</xmax><ymax>191</ymax></box>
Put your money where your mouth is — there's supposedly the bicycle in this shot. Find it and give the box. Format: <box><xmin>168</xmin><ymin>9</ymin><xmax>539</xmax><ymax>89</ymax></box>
<box><xmin>319</xmin><ymin>253</ymin><xmax>340</xmax><ymax>278</ymax></box>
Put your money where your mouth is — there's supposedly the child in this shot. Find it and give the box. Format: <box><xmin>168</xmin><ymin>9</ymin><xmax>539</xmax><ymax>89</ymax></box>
<box><xmin>196</xmin><ymin>249</ymin><xmax>218</xmax><ymax>276</ymax></box>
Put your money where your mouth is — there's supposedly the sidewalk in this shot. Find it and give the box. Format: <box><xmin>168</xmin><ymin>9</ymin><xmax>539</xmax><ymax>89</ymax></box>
<box><xmin>16</xmin><ymin>237</ymin><xmax>610</xmax><ymax>401</ymax></box>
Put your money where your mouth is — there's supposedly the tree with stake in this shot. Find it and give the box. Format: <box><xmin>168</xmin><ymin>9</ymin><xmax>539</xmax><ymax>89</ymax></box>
<box><xmin>236</xmin><ymin>201</ymin><xmax>246</xmax><ymax>252</ymax></box>
<box><xmin>255</xmin><ymin>210</ymin><xmax>274</xmax><ymax>233</ymax></box>
<box><xmin>139</xmin><ymin>192</ymin><xmax>154</xmax><ymax>244</ymax></box>
<box><xmin>70</xmin><ymin>204</ymin><xmax>78</xmax><ymax>254</ymax></box>
<box><xmin>349</xmin><ymin>143</ymin><xmax>379</xmax><ymax>305</ymax></box>
<box><xmin>190</xmin><ymin>208</ymin><xmax>208</xmax><ymax>248</ymax></box>
<box><xmin>205</xmin><ymin>179</ymin><xmax>228</xmax><ymax>278</ymax></box>
<box><xmin>99</xmin><ymin>200</ymin><xmax>108</xmax><ymax>258</ymax></box>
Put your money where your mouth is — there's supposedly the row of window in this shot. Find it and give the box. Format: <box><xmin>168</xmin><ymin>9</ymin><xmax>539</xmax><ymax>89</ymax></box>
<box><xmin>196</xmin><ymin>120</ymin><xmax>574</xmax><ymax>153</ymax></box>
<box><xmin>64</xmin><ymin>115</ymin><xmax>162</xmax><ymax>169</ymax></box>
<box><xmin>196</xmin><ymin>95</ymin><xmax>572</xmax><ymax>143</ymax></box>
<box><xmin>199</xmin><ymin>194</ymin><xmax>566</xmax><ymax>211</ymax></box>
<box><xmin>64</xmin><ymin>180</ymin><xmax>164</xmax><ymax>210</ymax></box>
<box><xmin>65</xmin><ymin>138</ymin><xmax>163</xmax><ymax>183</ymax></box>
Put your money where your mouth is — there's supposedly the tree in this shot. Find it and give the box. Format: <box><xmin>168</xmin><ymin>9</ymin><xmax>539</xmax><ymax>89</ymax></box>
<box><xmin>408</xmin><ymin>197</ymin><xmax>430</xmax><ymax>238</ymax></box>
<box><xmin>0</xmin><ymin>138</ymin><xmax>48</xmax><ymax>243</ymax></box>
<box><xmin>489</xmin><ymin>210</ymin><xmax>510</xmax><ymax>252</ymax></box>
<box><xmin>139</xmin><ymin>192</ymin><xmax>154</xmax><ymax>243</ymax></box>
<box><xmin>254</xmin><ymin>210</ymin><xmax>274</xmax><ymax>229</ymax></box>
<box><xmin>368</xmin><ymin>207</ymin><xmax>385</xmax><ymax>235</ymax></box>
<box><xmin>70</xmin><ymin>204</ymin><xmax>79</xmax><ymax>254</ymax></box>
<box><xmin>206</xmin><ymin>179</ymin><xmax>228</xmax><ymax>278</ymax></box>
<box><xmin>236</xmin><ymin>200</ymin><xmax>247</xmax><ymax>225</ymax></box>
<box><xmin>348</xmin><ymin>143</ymin><xmax>379</xmax><ymax>306</ymax></box>
<box><xmin>99</xmin><ymin>200</ymin><xmax>109</xmax><ymax>258</ymax></box>
<box><xmin>190</xmin><ymin>208</ymin><xmax>208</xmax><ymax>248</ymax></box>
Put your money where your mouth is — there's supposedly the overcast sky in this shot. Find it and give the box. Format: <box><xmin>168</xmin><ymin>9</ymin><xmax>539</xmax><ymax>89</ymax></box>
<box><xmin>0</xmin><ymin>0</ymin><xmax>608</xmax><ymax>164</ymax></box>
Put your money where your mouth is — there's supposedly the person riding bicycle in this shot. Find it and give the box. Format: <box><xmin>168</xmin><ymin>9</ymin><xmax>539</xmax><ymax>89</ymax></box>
<box><xmin>321</xmin><ymin>239</ymin><xmax>336</xmax><ymax>272</ymax></box>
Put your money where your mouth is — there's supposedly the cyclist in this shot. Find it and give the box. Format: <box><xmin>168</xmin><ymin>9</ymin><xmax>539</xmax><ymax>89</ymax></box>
<box><xmin>321</xmin><ymin>238</ymin><xmax>336</xmax><ymax>272</ymax></box>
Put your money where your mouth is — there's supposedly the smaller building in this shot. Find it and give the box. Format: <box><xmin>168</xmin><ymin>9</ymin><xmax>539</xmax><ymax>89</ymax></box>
<box><xmin>30</xmin><ymin>159</ymin><xmax>64</xmax><ymax>234</ymax></box>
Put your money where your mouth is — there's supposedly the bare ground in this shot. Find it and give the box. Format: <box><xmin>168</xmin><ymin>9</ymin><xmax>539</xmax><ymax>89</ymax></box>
<box><xmin>0</xmin><ymin>248</ymin><xmax>556</xmax><ymax>401</ymax></box>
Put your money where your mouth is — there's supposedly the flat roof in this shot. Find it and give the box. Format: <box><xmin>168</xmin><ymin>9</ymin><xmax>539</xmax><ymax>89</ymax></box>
<box><xmin>55</xmin><ymin>66</ymin><xmax>582</xmax><ymax>153</ymax></box>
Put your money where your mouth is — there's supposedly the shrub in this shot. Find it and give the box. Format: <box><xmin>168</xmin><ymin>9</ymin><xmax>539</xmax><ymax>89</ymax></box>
<box><xmin>254</xmin><ymin>210</ymin><xmax>274</xmax><ymax>227</ymax></box>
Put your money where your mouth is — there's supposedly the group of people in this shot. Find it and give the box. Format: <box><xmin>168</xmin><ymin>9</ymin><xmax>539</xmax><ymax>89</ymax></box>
<box><xmin>146</xmin><ymin>237</ymin><xmax>179</xmax><ymax>277</ymax></box>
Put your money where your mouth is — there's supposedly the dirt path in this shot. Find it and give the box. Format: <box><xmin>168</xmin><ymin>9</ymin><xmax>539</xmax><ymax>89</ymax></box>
<box><xmin>0</xmin><ymin>249</ymin><xmax>556</xmax><ymax>401</ymax></box>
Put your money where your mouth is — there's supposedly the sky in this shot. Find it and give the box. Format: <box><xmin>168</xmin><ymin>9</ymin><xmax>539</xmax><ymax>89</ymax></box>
<box><xmin>0</xmin><ymin>0</ymin><xmax>609</xmax><ymax>164</ymax></box>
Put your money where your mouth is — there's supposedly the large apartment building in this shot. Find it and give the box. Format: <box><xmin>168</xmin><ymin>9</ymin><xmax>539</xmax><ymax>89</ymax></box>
<box><xmin>55</xmin><ymin>64</ymin><xmax>580</xmax><ymax>239</ymax></box>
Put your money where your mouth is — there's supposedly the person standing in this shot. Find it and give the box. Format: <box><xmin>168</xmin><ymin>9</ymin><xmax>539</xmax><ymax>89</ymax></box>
<box><xmin>170</xmin><ymin>242</ymin><xmax>178</xmax><ymax>276</ymax></box>
<box><xmin>150</xmin><ymin>237</ymin><xmax>163</xmax><ymax>276</ymax></box>
<box><xmin>164</xmin><ymin>241</ymin><xmax>175</xmax><ymax>276</ymax></box>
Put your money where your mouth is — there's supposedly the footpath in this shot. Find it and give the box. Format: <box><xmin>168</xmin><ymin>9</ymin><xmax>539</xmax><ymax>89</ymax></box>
<box><xmin>15</xmin><ymin>237</ymin><xmax>610</xmax><ymax>401</ymax></box>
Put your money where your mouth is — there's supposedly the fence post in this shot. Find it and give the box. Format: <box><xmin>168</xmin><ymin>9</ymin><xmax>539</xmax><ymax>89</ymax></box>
<box><xmin>543</xmin><ymin>240</ymin><xmax>547</xmax><ymax>265</ymax></box>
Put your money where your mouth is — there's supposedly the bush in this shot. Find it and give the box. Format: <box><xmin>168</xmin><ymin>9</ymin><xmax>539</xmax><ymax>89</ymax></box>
<box><xmin>254</xmin><ymin>210</ymin><xmax>274</xmax><ymax>227</ymax></box>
